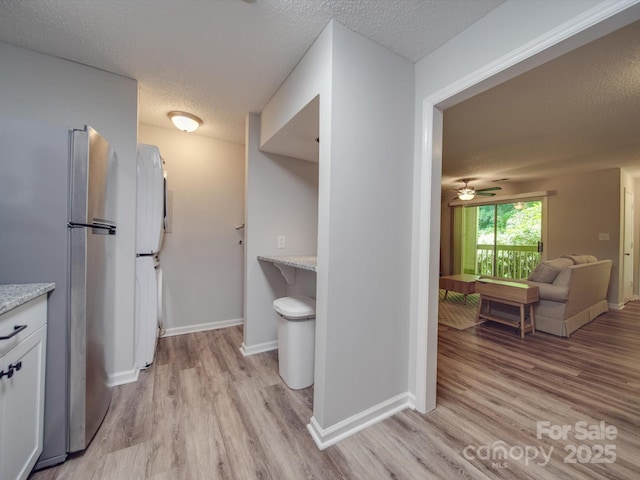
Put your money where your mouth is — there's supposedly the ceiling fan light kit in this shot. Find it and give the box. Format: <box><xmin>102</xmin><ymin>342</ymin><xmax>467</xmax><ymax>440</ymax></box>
<box><xmin>458</xmin><ymin>188</ymin><xmax>475</xmax><ymax>201</ymax></box>
<box><xmin>456</xmin><ymin>179</ymin><xmax>501</xmax><ymax>201</ymax></box>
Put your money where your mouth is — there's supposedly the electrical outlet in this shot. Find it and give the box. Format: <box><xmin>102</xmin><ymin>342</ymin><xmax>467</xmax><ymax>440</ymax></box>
<box><xmin>277</xmin><ymin>235</ymin><xmax>286</xmax><ymax>249</ymax></box>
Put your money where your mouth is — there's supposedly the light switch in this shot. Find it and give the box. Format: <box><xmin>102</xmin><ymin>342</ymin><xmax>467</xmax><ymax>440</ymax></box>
<box><xmin>598</xmin><ymin>233</ymin><xmax>610</xmax><ymax>241</ymax></box>
<box><xmin>277</xmin><ymin>235</ymin><xmax>286</xmax><ymax>248</ymax></box>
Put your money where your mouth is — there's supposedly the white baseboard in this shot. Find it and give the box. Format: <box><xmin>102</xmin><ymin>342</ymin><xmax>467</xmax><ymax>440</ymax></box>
<box><xmin>612</xmin><ymin>296</ymin><xmax>640</xmax><ymax>310</ymax></box>
<box><xmin>307</xmin><ymin>392</ymin><xmax>410</xmax><ymax>450</ymax></box>
<box><xmin>108</xmin><ymin>368</ymin><xmax>139</xmax><ymax>387</ymax></box>
<box><xmin>161</xmin><ymin>317</ymin><xmax>244</xmax><ymax>337</ymax></box>
<box><xmin>239</xmin><ymin>339</ymin><xmax>278</xmax><ymax>356</ymax></box>
<box><xmin>407</xmin><ymin>391</ymin><xmax>417</xmax><ymax>410</ymax></box>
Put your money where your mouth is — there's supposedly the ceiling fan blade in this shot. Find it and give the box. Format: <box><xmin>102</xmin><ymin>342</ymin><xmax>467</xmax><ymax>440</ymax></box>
<box><xmin>475</xmin><ymin>186</ymin><xmax>502</xmax><ymax>193</ymax></box>
<box><xmin>476</xmin><ymin>192</ymin><xmax>496</xmax><ymax>196</ymax></box>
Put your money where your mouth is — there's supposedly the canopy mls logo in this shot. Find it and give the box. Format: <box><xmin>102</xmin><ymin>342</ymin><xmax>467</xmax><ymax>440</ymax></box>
<box><xmin>462</xmin><ymin>420</ymin><xmax>618</xmax><ymax>470</ymax></box>
<box><xmin>462</xmin><ymin>440</ymin><xmax>552</xmax><ymax>469</ymax></box>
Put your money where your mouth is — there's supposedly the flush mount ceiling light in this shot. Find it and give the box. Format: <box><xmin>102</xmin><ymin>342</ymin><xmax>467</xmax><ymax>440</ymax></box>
<box><xmin>168</xmin><ymin>111</ymin><xmax>202</xmax><ymax>132</ymax></box>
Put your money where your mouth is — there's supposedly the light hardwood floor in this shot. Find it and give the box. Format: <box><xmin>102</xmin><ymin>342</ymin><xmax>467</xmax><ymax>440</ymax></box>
<box><xmin>30</xmin><ymin>302</ymin><xmax>640</xmax><ymax>479</ymax></box>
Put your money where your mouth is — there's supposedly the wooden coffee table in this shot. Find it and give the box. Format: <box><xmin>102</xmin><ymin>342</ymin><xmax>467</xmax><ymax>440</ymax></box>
<box><xmin>475</xmin><ymin>278</ymin><xmax>539</xmax><ymax>338</ymax></box>
<box><xmin>439</xmin><ymin>274</ymin><xmax>480</xmax><ymax>304</ymax></box>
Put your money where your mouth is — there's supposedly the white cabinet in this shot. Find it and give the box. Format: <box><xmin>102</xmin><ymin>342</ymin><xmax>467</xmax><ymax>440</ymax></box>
<box><xmin>0</xmin><ymin>295</ymin><xmax>47</xmax><ymax>480</ymax></box>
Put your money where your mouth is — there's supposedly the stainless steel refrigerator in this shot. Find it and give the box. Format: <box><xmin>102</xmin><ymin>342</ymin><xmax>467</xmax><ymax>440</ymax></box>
<box><xmin>0</xmin><ymin>116</ymin><xmax>116</xmax><ymax>468</ymax></box>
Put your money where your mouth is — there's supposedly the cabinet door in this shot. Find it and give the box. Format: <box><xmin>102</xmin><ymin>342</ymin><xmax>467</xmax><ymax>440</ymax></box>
<box><xmin>0</xmin><ymin>325</ymin><xmax>47</xmax><ymax>480</ymax></box>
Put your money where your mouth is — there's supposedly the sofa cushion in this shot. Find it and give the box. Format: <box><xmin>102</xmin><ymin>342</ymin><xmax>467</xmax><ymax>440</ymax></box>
<box><xmin>553</xmin><ymin>266</ymin><xmax>572</xmax><ymax>288</ymax></box>
<box><xmin>561</xmin><ymin>254</ymin><xmax>598</xmax><ymax>264</ymax></box>
<box><xmin>528</xmin><ymin>258</ymin><xmax>573</xmax><ymax>283</ymax></box>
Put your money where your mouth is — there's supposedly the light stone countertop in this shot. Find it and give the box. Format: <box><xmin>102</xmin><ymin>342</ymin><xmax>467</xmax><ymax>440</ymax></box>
<box><xmin>257</xmin><ymin>255</ymin><xmax>317</xmax><ymax>272</ymax></box>
<box><xmin>0</xmin><ymin>283</ymin><xmax>55</xmax><ymax>316</ymax></box>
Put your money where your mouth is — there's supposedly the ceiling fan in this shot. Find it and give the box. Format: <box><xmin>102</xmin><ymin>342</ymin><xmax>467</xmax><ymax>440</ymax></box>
<box><xmin>455</xmin><ymin>179</ymin><xmax>501</xmax><ymax>200</ymax></box>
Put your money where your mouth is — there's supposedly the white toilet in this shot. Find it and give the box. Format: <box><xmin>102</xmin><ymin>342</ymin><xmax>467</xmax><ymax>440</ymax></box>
<box><xmin>273</xmin><ymin>296</ymin><xmax>316</xmax><ymax>390</ymax></box>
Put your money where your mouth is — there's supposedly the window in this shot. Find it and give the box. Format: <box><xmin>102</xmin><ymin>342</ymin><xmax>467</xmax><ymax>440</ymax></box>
<box><xmin>452</xmin><ymin>200</ymin><xmax>543</xmax><ymax>279</ymax></box>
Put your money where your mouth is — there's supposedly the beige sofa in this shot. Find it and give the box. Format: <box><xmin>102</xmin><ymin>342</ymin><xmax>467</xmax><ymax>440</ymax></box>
<box><xmin>484</xmin><ymin>255</ymin><xmax>612</xmax><ymax>337</ymax></box>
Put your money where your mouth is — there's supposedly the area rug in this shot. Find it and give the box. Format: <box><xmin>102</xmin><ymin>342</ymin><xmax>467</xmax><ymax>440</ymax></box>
<box><xmin>438</xmin><ymin>290</ymin><xmax>484</xmax><ymax>330</ymax></box>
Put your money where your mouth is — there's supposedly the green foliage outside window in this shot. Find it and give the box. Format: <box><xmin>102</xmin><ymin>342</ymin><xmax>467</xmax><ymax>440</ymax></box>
<box><xmin>472</xmin><ymin>201</ymin><xmax>542</xmax><ymax>279</ymax></box>
<box><xmin>477</xmin><ymin>202</ymin><xmax>541</xmax><ymax>246</ymax></box>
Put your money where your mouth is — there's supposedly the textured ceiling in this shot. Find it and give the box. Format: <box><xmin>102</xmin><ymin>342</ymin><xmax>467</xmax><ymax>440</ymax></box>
<box><xmin>442</xmin><ymin>19</ymin><xmax>640</xmax><ymax>193</ymax></box>
<box><xmin>2</xmin><ymin>1</ymin><xmax>637</xmax><ymax>186</ymax></box>
<box><xmin>0</xmin><ymin>0</ymin><xmax>504</xmax><ymax>144</ymax></box>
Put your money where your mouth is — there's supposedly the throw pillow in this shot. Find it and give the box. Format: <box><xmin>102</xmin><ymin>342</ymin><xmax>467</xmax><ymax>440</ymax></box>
<box><xmin>561</xmin><ymin>254</ymin><xmax>598</xmax><ymax>264</ymax></box>
<box><xmin>528</xmin><ymin>258</ymin><xmax>573</xmax><ymax>283</ymax></box>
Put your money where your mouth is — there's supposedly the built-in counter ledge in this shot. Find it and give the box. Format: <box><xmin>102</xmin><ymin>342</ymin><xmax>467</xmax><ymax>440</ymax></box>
<box><xmin>257</xmin><ymin>255</ymin><xmax>317</xmax><ymax>272</ymax></box>
<box><xmin>257</xmin><ymin>255</ymin><xmax>317</xmax><ymax>285</ymax></box>
<box><xmin>0</xmin><ymin>283</ymin><xmax>55</xmax><ymax>316</ymax></box>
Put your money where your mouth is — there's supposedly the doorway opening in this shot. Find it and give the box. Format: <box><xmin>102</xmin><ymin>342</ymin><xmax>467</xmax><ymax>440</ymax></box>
<box><xmin>412</xmin><ymin>4</ymin><xmax>640</xmax><ymax>414</ymax></box>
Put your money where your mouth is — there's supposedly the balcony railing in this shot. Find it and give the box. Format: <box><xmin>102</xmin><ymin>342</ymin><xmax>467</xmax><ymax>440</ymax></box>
<box><xmin>476</xmin><ymin>244</ymin><xmax>540</xmax><ymax>279</ymax></box>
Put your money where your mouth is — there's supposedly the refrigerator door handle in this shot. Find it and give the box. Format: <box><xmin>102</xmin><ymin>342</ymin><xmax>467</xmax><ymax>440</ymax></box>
<box><xmin>68</xmin><ymin>222</ymin><xmax>116</xmax><ymax>235</ymax></box>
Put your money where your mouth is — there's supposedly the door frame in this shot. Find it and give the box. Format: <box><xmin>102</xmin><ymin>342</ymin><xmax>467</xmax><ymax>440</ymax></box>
<box><xmin>623</xmin><ymin>188</ymin><xmax>634</xmax><ymax>302</ymax></box>
<box><xmin>411</xmin><ymin>2</ymin><xmax>640</xmax><ymax>413</ymax></box>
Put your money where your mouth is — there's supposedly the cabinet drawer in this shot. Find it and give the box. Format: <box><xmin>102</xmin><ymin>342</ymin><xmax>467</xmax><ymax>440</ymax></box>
<box><xmin>0</xmin><ymin>296</ymin><xmax>47</xmax><ymax>359</ymax></box>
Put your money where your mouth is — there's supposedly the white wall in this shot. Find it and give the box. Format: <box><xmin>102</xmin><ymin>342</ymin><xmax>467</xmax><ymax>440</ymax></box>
<box><xmin>138</xmin><ymin>124</ymin><xmax>245</xmax><ymax>334</ymax></box>
<box><xmin>318</xmin><ymin>23</ymin><xmax>414</xmax><ymax>430</ymax></box>
<box><xmin>258</xmin><ymin>21</ymin><xmax>414</xmax><ymax>446</ymax></box>
<box><xmin>0</xmin><ymin>42</ymin><xmax>138</xmax><ymax>381</ymax></box>
<box><xmin>411</xmin><ymin>0</ymin><xmax>640</xmax><ymax>410</ymax></box>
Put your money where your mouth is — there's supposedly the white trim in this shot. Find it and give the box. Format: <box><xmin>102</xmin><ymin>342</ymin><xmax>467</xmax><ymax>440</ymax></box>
<box><xmin>433</xmin><ymin>0</ymin><xmax>640</xmax><ymax>110</ymax></box>
<box><xmin>407</xmin><ymin>391</ymin><xmax>417</xmax><ymax>410</ymax></box>
<box><xmin>107</xmin><ymin>368</ymin><xmax>139</xmax><ymax>387</ymax></box>
<box><xmin>239</xmin><ymin>339</ymin><xmax>278</xmax><ymax>356</ymax></box>
<box><xmin>161</xmin><ymin>318</ymin><xmax>244</xmax><ymax>338</ymax></box>
<box><xmin>307</xmin><ymin>393</ymin><xmax>410</xmax><ymax>450</ymax></box>
<box><xmin>613</xmin><ymin>296</ymin><xmax>640</xmax><ymax>308</ymax></box>
<box><xmin>412</xmin><ymin>0</ymin><xmax>640</xmax><ymax>415</ymax></box>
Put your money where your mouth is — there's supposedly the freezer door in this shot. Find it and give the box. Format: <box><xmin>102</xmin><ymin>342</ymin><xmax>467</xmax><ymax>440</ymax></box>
<box><xmin>70</xmin><ymin>127</ymin><xmax>117</xmax><ymax>228</ymax></box>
